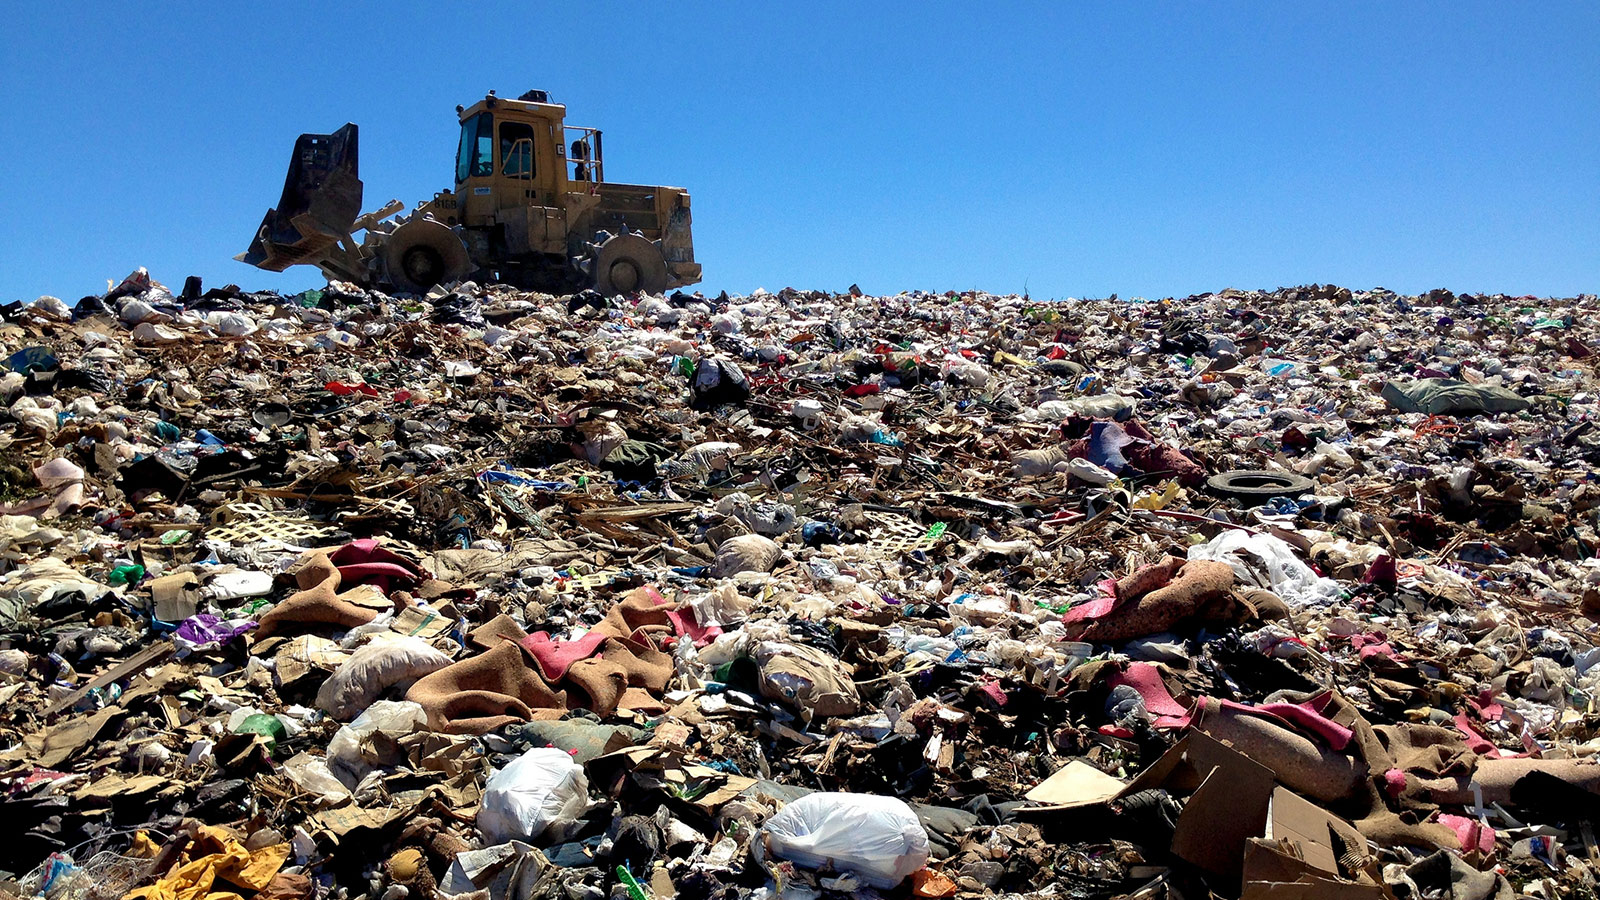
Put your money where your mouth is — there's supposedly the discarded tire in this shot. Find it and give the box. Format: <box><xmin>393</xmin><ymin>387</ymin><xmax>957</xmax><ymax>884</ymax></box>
<box><xmin>1205</xmin><ymin>469</ymin><xmax>1315</xmax><ymax>501</ymax></box>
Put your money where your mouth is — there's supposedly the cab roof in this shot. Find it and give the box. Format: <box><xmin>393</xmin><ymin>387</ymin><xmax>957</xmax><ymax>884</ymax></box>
<box><xmin>458</xmin><ymin>93</ymin><xmax>566</xmax><ymax>124</ymax></box>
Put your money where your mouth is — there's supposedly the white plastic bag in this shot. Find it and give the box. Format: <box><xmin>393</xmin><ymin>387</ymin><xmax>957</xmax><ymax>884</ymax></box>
<box><xmin>1068</xmin><ymin>458</ymin><xmax>1118</xmax><ymax>485</ymax></box>
<box><xmin>315</xmin><ymin>635</ymin><xmax>453</xmax><ymax>720</ymax></box>
<box><xmin>477</xmin><ymin>747</ymin><xmax>590</xmax><ymax>844</ymax></box>
<box><xmin>281</xmin><ymin>752</ymin><xmax>351</xmax><ymax>804</ymax></box>
<box><xmin>757</xmin><ymin>792</ymin><xmax>930</xmax><ymax>888</ymax></box>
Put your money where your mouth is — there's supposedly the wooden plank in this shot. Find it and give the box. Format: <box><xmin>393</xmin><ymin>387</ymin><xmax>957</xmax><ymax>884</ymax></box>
<box><xmin>576</xmin><ymin>502</ymin><xmax>698</xmax><ymax>522</ymax></box>
<box><xmin>45</xmin><ymin>640</ymin><xmax>175</xmax><ymax>719</ymax></box>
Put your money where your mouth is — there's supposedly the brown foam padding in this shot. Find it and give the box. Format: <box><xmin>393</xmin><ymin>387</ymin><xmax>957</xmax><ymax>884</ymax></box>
<box><xmin>1415</xmin><ymin>757</ymin><xmax>1600</xmax><ymax>806</ymax></box>
<box><xmin>564</xmin><ymin>658</ymin><xmax>627</xmax><ymax>717</ymax></box>
<box><xmin>1354</xmin><ymin>807</ymin><xmax>1462</xmax><ymax>852</ymax></box>
<box><xmin>405</xmin><ymin>641</ymin><xmax>566</xmax><ymax>734</ymax></box>
<box><xmin>408</xmin><ymin>589</ymin><xmax>681</xmax><ymax>729</ymax></box>
<box><xmin>289</xmin><ymin>551</ymin><xmax>340</xmax><ymax>590</ymax></box>
<box><xmin>1236</xmin><ymin>586</ymin><xmax>1291</xmax><ymax>621</ymax></box>
<box><xmin>599</xmin><ymin>636</ymin><xmax>674</xmax><ymax>691</ymax></box>
<box><xmin>469</xmin><ymin>613</ymin><xmax>530</xmax><ymax>651</ymax></box>
<box><xmin>596</xmin><ymin>590</ymin><xmax>678</xmax><ymax>643</ymax></box>
<box><xmin>1374</xmin><ymin>723</ymin><xmax>1479</xmax><ymax>778</ymax></box>
<box><xmin>617</xmin><ymin>686</ymin><xmax>667</xmax><ymax>714</ymax></box>
<box><xmin>559</xmin><ymin>636</ymin><xmax>674</xmax><ymax>717</ymax></box>
<box><xmin>256</xmin><ymin>551</ymin><xmax>395</xmax><ymax>639</ymax></box>
<box><xmin>1193</xmin><ymin>697</ymin><xmax>1366</xmax><ymax>802</ymax></box>
<box><xmin>1114</xmin><ymin>556</ymin><xmax>1186</xmax><ymax>602</ymax></box>
<box><xmin>1076</xmin><ymin>559</ymin><xmax>1236</xmax><ymax>642</ymax></box>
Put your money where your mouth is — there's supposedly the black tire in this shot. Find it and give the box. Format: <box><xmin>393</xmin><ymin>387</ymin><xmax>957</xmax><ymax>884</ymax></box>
<box><xmin>1206</xmin><ymin>469</ymin><xmax>1315</xmax><ymax>501</ymax></box>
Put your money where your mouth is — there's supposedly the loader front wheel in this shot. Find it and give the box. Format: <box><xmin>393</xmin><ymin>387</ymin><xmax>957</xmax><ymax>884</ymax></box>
<box><xmin>382</xmin><ymin>218</ymin><xmax>472</xmax><ymax>295</ymax></box>
<box><xmin>401</xmin><ymin>245</ymin><xmax>446</xmax><ymax>288</ymax></box>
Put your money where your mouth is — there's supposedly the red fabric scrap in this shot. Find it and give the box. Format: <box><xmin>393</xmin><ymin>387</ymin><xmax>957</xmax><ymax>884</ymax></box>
<box><xmin>1160</xmin><ymin>694</ymin><xmax>1353</xmax><ymax>751</ymax></box>
<box><xmin>519</xmin><ymin>631</ymin><xmax>608</xmax><ymax>681</ymax></box>
<box><xmin>329</xmin><ymin>539</ymin><xmax>427</xmax><ymax>594</ymax></box>
<box><xmin>978</xmin><ymin>681</ymin><xmax>1008</xmax><ymax>708</ymax></box>
<box><xmin>1060</xmin><ymin>579</ymin><xmax>1121</xmax><ymax>625</ymax></box>
<box><xmin>1108</xmin><ymin>662</ymin><xmax>1188</xmax><ymax>717</ymax></box>
<box><xmin>326</xmin><ymin>381</ymin><xmax>379</xmax><ymax>397</ymax></box>
<box><xmin>665</xmin><ymin>607</ymin><xmax>723</xmax><ymax>648</ymax></box>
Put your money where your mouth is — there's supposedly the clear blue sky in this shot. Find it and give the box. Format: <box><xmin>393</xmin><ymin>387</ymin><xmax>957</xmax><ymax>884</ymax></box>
<box><xmin>2</xmin><ymin>2</ymin><xmax>1596</xmax><ymax>302</ymax></box>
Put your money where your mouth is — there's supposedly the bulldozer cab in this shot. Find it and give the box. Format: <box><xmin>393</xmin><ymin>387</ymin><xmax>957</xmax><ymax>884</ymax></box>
<box><xmin>453</xmin><ymin>92</ymin><xmax>603</xmax><ymax>227</ymax></box>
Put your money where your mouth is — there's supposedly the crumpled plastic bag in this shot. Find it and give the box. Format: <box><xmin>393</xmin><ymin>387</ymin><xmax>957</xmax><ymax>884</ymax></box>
<box><xmin>281</xmin><ymin>752</ymin><xmax>351</xmax><ymax>804</ymax></box>
<box><xmin>326</xmin><ymin>700</ymin><xmax>428</xmax><ymax>788</ymax></box>
<box><xmin>714</xmin><ymin>534</ymin><xmax>782</xmax><ymax>577</ymax></box>
<box><xmin>32</xmin><ymin>458</ymin><xmax>85</xmax><ymax>489</ymax></box>
<box><xmin>757</xmin><ymin>792</ymin><xmax>931</xmax><ymax>889</ymax></box>
<box><xmin>315</xmin><ymin>635</ymin><xmax>454</xmax><ymax>720</ymax></box>
<box><xmin>754</xmin><ymin>641</ymin><xmax>861</xmax><ymax>718</ymax></box>
<box><xmin>132</xmin><ymin>322</ymin><xmax>185</xmax><ymax>343</ymax></box>
<box><xmin>1381</xmin><ymin>378</ymin><xmax>1533</xmax><ymax>415</ymax></box>
<box><xmin>1188</xmin><ymin>530</ymin><xmax>1341</xmax><ymax>607</ymax></box>
<box><xmin>476</xmin><ymin>747</ymin><xmax>590</xmax><ymax>844</ymax></box>
<box><xmin>691</xmin><ymin>357</ymin><xmax>750</xmax><ymax>408</ymax></box>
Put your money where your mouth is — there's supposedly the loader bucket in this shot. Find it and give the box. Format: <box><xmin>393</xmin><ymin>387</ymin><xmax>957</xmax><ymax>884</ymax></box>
<box><xmin>238</xmin><ymin>123</ymin><xmax>363</xmax><ymax>272</ymax></box>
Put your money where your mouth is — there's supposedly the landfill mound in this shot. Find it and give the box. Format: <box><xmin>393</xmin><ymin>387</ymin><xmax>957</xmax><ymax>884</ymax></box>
<box><xmin>3</xmin><ymin>272</ymin><xmax>1600</xmax><ymax>900</ymax></box>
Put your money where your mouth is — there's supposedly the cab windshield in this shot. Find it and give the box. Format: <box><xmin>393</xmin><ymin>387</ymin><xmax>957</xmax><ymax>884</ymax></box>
<box><xmin>455</xmin><ymin>112</ymin><xmax>494</xmax><ymax>183</ymax></box>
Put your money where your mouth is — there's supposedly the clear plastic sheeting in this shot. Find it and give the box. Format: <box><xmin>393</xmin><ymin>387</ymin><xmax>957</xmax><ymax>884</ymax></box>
<box><xmin>1188</xmin><ymin>530</ymin><xmax>1342</xmax><ymax>607</ymax></box>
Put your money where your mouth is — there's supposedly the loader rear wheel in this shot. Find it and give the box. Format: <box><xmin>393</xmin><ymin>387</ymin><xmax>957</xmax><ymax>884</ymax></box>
<box><xmin>382</xmin><ymin>218</ymin><xmax>472</xmax><ymax>295</ymax></box>
<box><xmin>592</xmin><ymin>233</ymin><xmax>669</xmax><ymax>297</ymax></box>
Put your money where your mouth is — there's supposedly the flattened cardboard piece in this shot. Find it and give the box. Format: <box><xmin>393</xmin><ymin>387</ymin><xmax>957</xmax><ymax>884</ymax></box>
<box><xmin>1264</xmin><ymin>785</ymin><xmax>1370</xmax><ymax>875</ymax></box>
<box><xmin>43</xmin><ymin>640</ymin><xmax>174</xmax><ymax>718</ymax></box>
<box><xmin>1241</xmin><ymin>840</ymin><xmax>1389</xmax><ymax>900</ymax></box>
<box><xmin>1025</xmin><ymin>759</ymin><xmax>1128</xmax><ymax>807</ymax></box>
<box><xmin>1120</xmin><ymin>733</ymin><xmax>1196</xmax><ymax>796</ymax></box>
<box><xmin>393</xmin><ymin>604</ymin><xmax>454</xmax><ymax>639</ymax></box>
<box><xmin>151</xmin><ymin>571</ymin><xmax>201</xmax><ymax>621</ymax></box>
<box><xmin>1170</xmin><ymin>732</ymin><xmax>1277</xmax><ymax>878</ymax></box>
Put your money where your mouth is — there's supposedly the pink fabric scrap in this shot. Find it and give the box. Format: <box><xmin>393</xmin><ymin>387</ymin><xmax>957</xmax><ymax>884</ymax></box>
<box><xmin>1470</xmin><ymin>692</ymin><xmax>1504</xmax><ymax>720</ymax></box>
<box><xmin>1383</xmin><ymin>767</ymin><xmax>1408</xmax><ymax>798</ymax></box>
<box><xmin>1451</xmin><ymin>712</ymin><xmax>1528</xmax><ymax>759</ymax></box>
<box><xmin>978</xmin><ymin>681</ymin><xmax>1009</xmax><ymax>708</ymax></box>
<box><xmin>1162</xmin><ymin>694</ymin><xmax>1353</xmax><ymax>751</ymax></box>
<box><xmin>1342</xmin><ymin>632</ymin><xmax>1401</xmax><ymax>661</ymax></box>
<box><xmin>1438</xmin><ymin>814</ymin><xmax>1495</xmax><ymax>854</ymax></box>
<box><xmin>329</xmin><ymin>539</ymin><xmax>427</xmax><ymax>594</ymax></box>
<box><xmin>665</xmin><ymin>607</ymin><xmax>723</xmax><ymax>647</ymax></box>
<box><xmin>1060</xmin><ymin>579</ymin><xmax>1121</xmax><ymax>625</ymax></box>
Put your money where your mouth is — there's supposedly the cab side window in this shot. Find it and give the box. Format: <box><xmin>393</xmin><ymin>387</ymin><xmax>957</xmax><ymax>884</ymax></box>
<box><xmin>499</xmin><ymin>121</ymin><xmax>536</xmax><ymax>179</ymax></box>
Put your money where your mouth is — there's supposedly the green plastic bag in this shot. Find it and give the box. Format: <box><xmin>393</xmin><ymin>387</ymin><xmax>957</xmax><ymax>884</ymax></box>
<box><xmin>235</xmin><ymin>713</ymin><xmax>287</xmax><ymax>753</ymax></box>
<box><xmin>107</xmin><ymin>564</ymin><xmax>145</xmax><ymax>586</ymax></box>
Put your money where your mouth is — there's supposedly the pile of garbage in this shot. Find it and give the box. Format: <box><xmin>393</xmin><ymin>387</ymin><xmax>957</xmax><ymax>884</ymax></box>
<box><xmin>3</xmin><ymin>270</ymin><xmax>1600</xmax><ymax>900</ymax></box>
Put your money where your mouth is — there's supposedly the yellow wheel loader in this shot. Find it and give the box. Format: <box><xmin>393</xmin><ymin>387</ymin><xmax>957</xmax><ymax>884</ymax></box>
<box><xmin>238</xmin><ymin>90</ymin><xmax>701</xmax><ymax>296</ymax></box>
